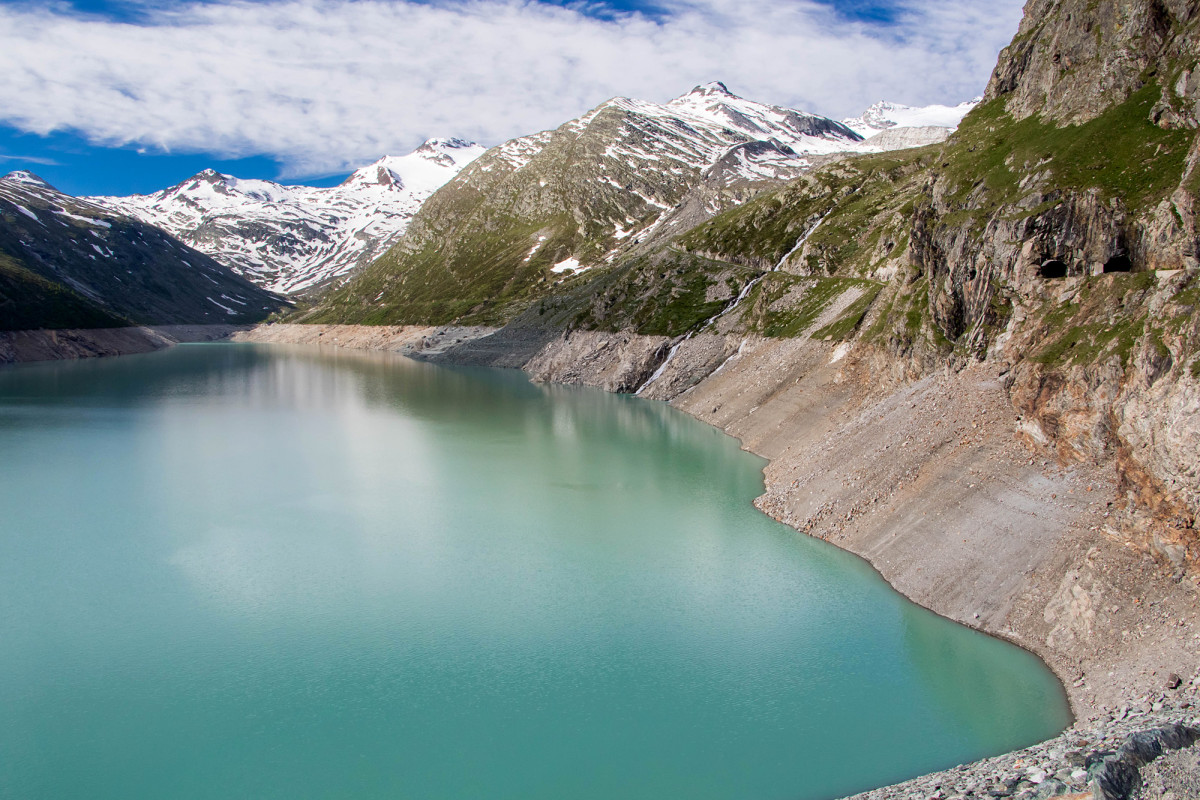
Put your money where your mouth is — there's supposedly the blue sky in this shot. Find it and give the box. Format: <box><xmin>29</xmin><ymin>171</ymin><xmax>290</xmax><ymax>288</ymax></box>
<box><xmin>0</xmin><ymin>0</ymin><xmax>1022</xmax><ymax>197</ymax></box>
<box><xmin>7</xmin><ymin>0</ymin><xmax>902</xmax><ymax>23</ymax></box>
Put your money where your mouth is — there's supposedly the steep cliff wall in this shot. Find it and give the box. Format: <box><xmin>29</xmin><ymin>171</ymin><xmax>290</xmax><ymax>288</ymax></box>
<box><xmin>902</xmin><ymin>0</ymin><xmax>1200</xmax><ymax>573</ymax></box>
<box><xmin>986</xmin><ymin>0</ymin><xmax>1200</xmax><ymax>127</ymax></box>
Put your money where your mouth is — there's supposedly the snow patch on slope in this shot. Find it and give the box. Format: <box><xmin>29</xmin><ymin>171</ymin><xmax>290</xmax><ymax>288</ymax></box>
<box><xmin>551</xmin><ymin>257</ymin><xmax>586</xmax><ymax>274</ymax></box>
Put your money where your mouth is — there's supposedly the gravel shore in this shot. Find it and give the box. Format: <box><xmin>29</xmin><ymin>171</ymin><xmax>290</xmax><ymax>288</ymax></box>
<box><xmin>846</xmin><ymin>678</ymin><xmax>1199</xmax><ymax>800</ymax></box>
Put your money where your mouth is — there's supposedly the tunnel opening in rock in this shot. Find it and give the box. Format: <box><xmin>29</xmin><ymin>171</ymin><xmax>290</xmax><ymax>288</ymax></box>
<box><xmin>1103</xmin><ymin>254</ymin><xmax>1133</xmax><ymax>273</ymax></box>
<box><xmin>1039</xmin><ymin>260</ymin><xmax>1068</xmax><ymax>279</ymax></box>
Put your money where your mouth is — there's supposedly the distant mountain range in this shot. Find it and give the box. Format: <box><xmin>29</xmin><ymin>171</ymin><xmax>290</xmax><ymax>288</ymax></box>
<box><xmin>841</xmin><ymin>99</ymin><xmax>979</xmax><ymax>138</ymax></box>
<box><xmin>1</xmin><ymin>88</ymin><xmax>975</xmax><ymax>331</ymax></box>
<box><xmin>842</xmin><ymin>99</ymin><xmax>979</xmax><ymax>152</ymax></box>
<box><xmin>89</xmin><ymin>139</ymin><xmax>485</xmax><ymax>296</ymax></box>
<box><xmin>85</xmin><ymin>91</ymin><xmax>970</xmax><ymax>302</ymax></box>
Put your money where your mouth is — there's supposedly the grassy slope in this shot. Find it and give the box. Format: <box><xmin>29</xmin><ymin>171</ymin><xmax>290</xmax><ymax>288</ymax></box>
<box><xmin>937</xmin><ymin>84</ymin><xmax>1193</xmax><ymax>225</ymax></box>
<box><xmin>302</xmin><ymin>106</ymin><xmax>701</xmax><ymax>327</ymax></box>
<box><xmin>917</xmin><ymin>79</ymin><xmax>1199</xmax><ymax>367</ymax></box>
<box><xmin>679</xmin><ymin>148</ymin><xmax>931</xmax><ymax>274</ymax></box>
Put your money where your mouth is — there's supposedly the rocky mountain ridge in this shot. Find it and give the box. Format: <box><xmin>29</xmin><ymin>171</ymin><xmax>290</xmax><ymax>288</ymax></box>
<box><xmin>89</xmin><ymin>138</ymin><xmax>485</xmax><ymax>296</ymax></box>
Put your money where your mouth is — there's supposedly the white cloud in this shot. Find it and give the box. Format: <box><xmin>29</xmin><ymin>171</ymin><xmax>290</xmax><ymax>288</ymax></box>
<box><xmin>0</xmin><ymin>154</ymin><xmax>61</xmax><ymax>165</ymax></box>
<box><xmin>0</xmin><ymin>0</ymin><xmax>1024</xmax><ymax>176</ymax></box>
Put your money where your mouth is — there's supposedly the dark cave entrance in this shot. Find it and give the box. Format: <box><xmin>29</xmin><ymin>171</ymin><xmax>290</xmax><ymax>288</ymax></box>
<box><xmin>1039</xmin><ymin>260</ymin><xmax>1068</xmax><ymax>279</ymax></box>
<box><xmin>1103</xmin><ymin>254</ymin><xmax>1133</xmax><ymax>273</ymax></box>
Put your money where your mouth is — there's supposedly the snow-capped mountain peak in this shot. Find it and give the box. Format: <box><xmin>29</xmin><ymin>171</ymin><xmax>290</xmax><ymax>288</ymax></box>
<box><xmin>525</xmin><ymin>84</ymin><xmax>862</xmax><ymax>196</ymax></box>
<box><xmin>413</xmin><ymin>137</ymin><xmax>482</xmax><ymax>162</ymax></box>
<box><xmin>683</xmin><ymin>81</ymin><xmax>735</xmax><ymax>98</ymax></box>
<box><xmin>532</xmin><ymin>82</ymin><xmax>862</xmax><ymax>166</ymax></box>
<box><xmin>88</xmin><ymin>138</ymin><xmax>485</xmax><ymax>295</ymax></box>
<box><xmin>342</xmin><ymin>139</ymin><xmax>487</xmax><ymax>196</ymax></box>
<box><xmin>343</xmin><ymin>164</ymin><xmax>402</xmax><ymax>190</ymax></box>
<box><xmin>3</xmin><ymin>170</ymin><xmax>56</xmax><ymax>190</ymax></box>
<box><xmin>664</xmin><ymin>82</ymin><xmax>862</xmax><ymax>153</ymax></box>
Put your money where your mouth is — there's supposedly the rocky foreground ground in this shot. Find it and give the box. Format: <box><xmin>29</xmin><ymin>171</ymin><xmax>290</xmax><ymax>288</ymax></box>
<box><xmin>848</xmin><ymin>677</ymin><xmax>1199</xmax><ymax>800</ymax></box>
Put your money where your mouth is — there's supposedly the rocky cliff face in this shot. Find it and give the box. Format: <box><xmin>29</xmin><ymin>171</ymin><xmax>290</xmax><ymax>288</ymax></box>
<box><xmin>902</xmin><ymin>0</ymin><xmax>1200</xmax><ymax>569</ymax></box>
<box><xmin>986</xmin><ymin>0</ymin><xmax>1200</xmax><ymax>126</ymax></box>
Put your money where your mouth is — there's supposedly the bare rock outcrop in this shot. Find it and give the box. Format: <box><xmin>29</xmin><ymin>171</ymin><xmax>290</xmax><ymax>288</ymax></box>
<box><xmin>986</xmin><ymin>0</ymin><xmax>1200</xmax><ymax>127</ymax></box>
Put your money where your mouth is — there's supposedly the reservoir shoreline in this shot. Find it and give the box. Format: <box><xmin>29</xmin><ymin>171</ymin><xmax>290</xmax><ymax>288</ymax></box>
<box><xmin>6</xmin><ymin>322</ymin><xmax>1198</xmax><ymax>798</ymax></box>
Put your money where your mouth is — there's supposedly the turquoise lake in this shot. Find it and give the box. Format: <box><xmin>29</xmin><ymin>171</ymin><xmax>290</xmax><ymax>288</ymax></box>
<box><xmin>0</xmin><ymin>344</ymin><xmax>1070</xmax><ymax>800</ymax></box>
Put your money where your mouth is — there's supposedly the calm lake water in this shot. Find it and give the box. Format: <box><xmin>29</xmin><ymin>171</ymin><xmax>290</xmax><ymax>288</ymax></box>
<box><xmin>0</xmin><ymin>344</ymin><xmax>1069</xmax><ymax>800</ymax></box>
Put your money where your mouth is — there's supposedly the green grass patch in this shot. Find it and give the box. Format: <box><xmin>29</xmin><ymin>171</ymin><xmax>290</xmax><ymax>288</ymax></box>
<box><xmin>811</xmin><ymin>283</ymin><xmax>884</xmax><ymax>340</ymax></box>
<box><xmin>754</xmin><ymin>276</ymin><xmax>882</xmax><ymax>338</ymax></box>
<box><xmin>1148</xmin><ymin>328</ymin><xmax>1171</xmax><ymax>360</ymax></box>
<box><xmin>904</xmin><ymin>280</ymin><xmax>931</xmax><ymax>338</ymax></box>
<box><xmin>861</xmin><ymin>291</ymin><xmax>897</xmax><ymax>344</ymax></box>
<box><xmin>1030</xmin><ymin>273</ymin><xmax>1166</xmax><ymax>368</ymax></box>
<box><xmin>1172</xmin><ymin>284</ymin><xmax>1200</xmax><ymax>307</ymax></box>
<box><xmin>943</xmin><ymin>84</ymin><xmax>1192</xmax><ymax>221</ymax></box>
<box><xmin>1033</xmin><ymin>316</ymin><xmax>1146</xmax><ymax>367</ymax></box>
